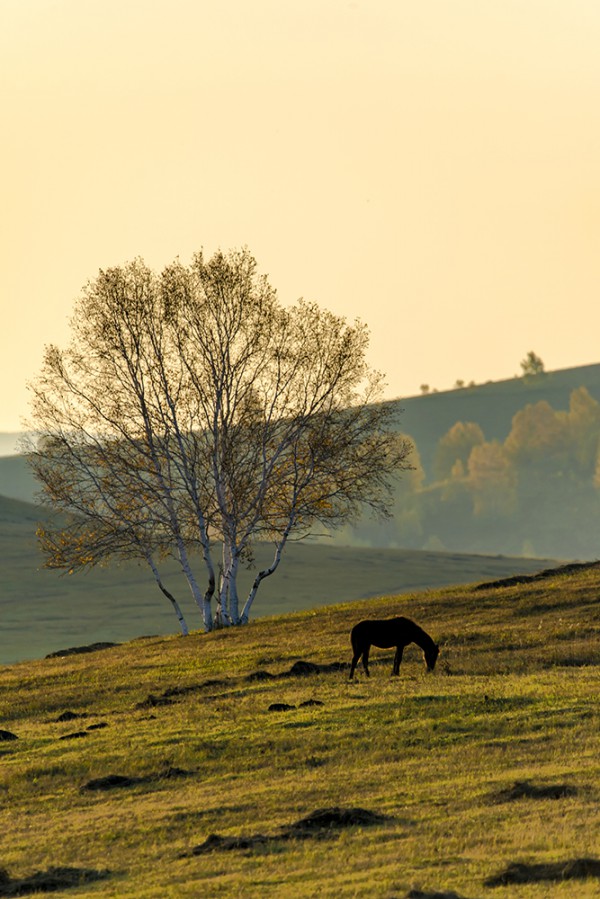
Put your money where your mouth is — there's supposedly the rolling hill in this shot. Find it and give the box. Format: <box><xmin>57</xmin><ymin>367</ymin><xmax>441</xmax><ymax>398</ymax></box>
<box><xmin>0</xmin><ymin>493</ymin><xmax>558</xmax><ymax>666</ymax></box>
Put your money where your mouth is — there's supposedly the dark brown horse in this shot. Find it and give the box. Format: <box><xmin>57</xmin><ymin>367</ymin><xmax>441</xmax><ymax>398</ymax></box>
<box><xmin>349</xmin><ymin>616</ymin><xmax>439</xmax><ymax>679</ymax></box>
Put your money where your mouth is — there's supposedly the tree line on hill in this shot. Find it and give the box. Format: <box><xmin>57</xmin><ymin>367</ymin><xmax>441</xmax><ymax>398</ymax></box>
<box><xmin>333</xmin><ymin>385</ymin><xmax>600</xmax><ymax>560</ymax></box>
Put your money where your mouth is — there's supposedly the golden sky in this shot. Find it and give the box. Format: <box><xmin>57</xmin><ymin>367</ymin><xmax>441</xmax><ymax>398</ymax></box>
<box><xmin>1</xmin><ymin>0</ymin><xmax>600</xmax><ymax>432</ymax></box>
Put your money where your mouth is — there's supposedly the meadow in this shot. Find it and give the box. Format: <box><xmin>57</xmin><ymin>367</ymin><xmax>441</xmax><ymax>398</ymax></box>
<box><xmin>0</xmin><ymin>561</ymin><xmax>598</xmax><ymax>897</ymax></box>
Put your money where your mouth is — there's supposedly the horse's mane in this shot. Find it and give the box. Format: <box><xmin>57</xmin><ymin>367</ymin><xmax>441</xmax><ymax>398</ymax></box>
<box><xmin>408</xmin><ymin>619</ymin><xmax>436</xmax><ymax>650</ymax></box>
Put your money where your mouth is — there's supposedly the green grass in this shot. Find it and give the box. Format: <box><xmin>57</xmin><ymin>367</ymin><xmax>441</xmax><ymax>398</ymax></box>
<box><xmin>1</xmin><ymin>562</ymin><xmax>599</xmax><ymax>897</ymax></box>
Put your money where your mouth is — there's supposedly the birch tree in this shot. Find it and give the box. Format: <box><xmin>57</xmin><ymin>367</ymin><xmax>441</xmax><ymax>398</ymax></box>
<box><xmin>28</xmin><ymin>247</ymin><xmax>412</xmax><ymax>631</ymax></box>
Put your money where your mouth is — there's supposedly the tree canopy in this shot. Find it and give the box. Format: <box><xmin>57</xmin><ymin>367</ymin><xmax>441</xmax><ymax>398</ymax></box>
<box><xmin>27</xmin><ymin>248</ymin><xmax>412</xmax><ymax>631</ymax></box>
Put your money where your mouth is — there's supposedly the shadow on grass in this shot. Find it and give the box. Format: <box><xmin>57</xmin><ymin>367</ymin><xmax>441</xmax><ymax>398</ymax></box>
<box><xmin>0</xmin><ymin>866</ymin><xmax>110</xmax><ymax>896</ymax></box>
<box><xmin>489</xmin><ymin>779</ymin><xmax>579</xmax><ymax>802</ymax></box>
<box><xmin>485</xmin><ymin>857</ymin><xmax>600</xmax><ymax>887</ymax></box>
<box><xmin>187</xmin><ymin>806</ymin><xmax>393</xmax><ymax>855</ymax></box>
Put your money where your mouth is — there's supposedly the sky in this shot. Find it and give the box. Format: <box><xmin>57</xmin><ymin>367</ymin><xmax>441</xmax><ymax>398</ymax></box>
<box><xmin>1</xmin><ymin>0</ymin><xmax>600</xmax><ymax>433</ymax></box>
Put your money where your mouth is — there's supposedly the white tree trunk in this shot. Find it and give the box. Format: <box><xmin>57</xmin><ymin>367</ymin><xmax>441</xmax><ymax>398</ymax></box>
<box><xmin>240</xmin><ymin>537</ymin><xmax>288</xmax><ymax>624</ymax></box>
<box><xmin>145</xmin><ymin>553</ymin><xmax>189</xmax><ymax>636</ymax></box>
<box><xmin>177</xmin><ymin>538</ymin><xmax>213</xmax><ymax>631</ymax></box>
<box><xmin>228</xmin><ymin>553</ymin><xmax>241</xmax><ymax>624</ymax></box>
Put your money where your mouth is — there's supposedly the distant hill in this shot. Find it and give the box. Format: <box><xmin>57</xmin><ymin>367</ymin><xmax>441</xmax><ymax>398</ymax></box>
<box><xmin>0</xmin><ymin>432</ymin><xmax>23</xmax><ymax>458</ymax></box>
<box><xmin>3</xmin><ymin>362</ymin><xmax>600</xmax><ymax>502</ymax></box>
<box><xmin>0</xmin><ymin>493</ymin><xmax>557</xmax><ymax>665</ymax></box>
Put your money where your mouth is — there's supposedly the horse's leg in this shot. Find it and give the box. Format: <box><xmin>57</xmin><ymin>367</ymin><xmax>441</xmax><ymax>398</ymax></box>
<box><xmin>349</xmin><ymin>650</ymin><xmax>360</xmax><ymax>680</ymax></box>
<box><xmin>392</xmin><ymin>645</ymin><xmax>404</xmax><ymax>676</ymax></box>
<box><xmin>362</xmin><ymin>646</ymin><xmax>370</xmax><ymax>677</ymax></box>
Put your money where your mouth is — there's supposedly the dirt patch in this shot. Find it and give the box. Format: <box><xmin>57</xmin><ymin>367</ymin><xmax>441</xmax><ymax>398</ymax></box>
<box><xmin>58</xmin><ymin>731</ymin><xmax>88</xmax><ymax>741</ymax></box>
<box><xmin>45</xmin><ymin>642</ymin><xmax>118</xmax><ymax>659</ymax></box>
<box><xmin>0</xmin><ymin>865</ymin><xmax>110</xmax><ymax>895</ymax></box>
<box><xmin>484</xmin><ymin>857</ymin><xmax>600</xmax><ymax>886</ymax></box>
<box><xmin>189</xmin><ymin>806</ymin><xmax>392</xmax><ymax>854</ymax></box>
<box><xmin>490</xmin><ymin>780</ymin><xmax>578</xmax><ymax>802</ymax></box>
<box><xmin>268</xmin><ymin>702</ymin><xmax>296</xmax><ymax>712</ymax></box>
<box><xmin>0</xmin><ymin>730</ymin><xmax>18</xmax><ymax>742</ymax></box>
<box><xmin>54</xmin><ymin>711</ymin><xmax>87</xmax><ymax>723</ymax></box>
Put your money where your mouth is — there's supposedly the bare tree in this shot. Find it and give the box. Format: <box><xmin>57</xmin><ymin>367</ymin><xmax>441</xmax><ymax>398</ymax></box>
<box><xmin>27</xmin><ymin>248</ymin><xmax>413</xmax><ymax>631</ymax></box>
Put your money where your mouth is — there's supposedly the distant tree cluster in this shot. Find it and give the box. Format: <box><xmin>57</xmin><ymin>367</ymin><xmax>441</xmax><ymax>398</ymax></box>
<box><xmin>332</xmin><ymin>386</ymin><xmax>600</xmax><ymax>559</ymax></box>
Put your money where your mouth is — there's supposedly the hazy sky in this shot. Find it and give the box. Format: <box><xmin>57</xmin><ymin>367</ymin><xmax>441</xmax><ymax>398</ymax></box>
<box><xmin>1</xmin><ymin>0</ymin><xmax>600</xmax><ymax>432</ymax></box>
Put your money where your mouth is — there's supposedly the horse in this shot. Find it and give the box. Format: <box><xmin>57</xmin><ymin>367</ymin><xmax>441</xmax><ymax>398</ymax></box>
<box><xmin>349</xmin><ymin>616</ymin><xmax>439</xmax><ymax>679</ymax></box>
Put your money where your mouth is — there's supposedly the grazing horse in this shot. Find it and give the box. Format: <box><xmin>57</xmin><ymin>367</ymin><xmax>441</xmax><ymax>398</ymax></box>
<box><xmin>349</xmin><ymin>616</ymin><xmax>439</xmax><ymax>679</ymax></box>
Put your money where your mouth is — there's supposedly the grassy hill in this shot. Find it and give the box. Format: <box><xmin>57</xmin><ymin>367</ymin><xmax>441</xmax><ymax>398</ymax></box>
<box><xmin>0</xmin><ymin>562</ymin><xmax>598</xmax><ymax>897</ymax></box>
<box><xmin>0</xmin><ymin>494</ymin><xmax>558</xmax><ymax>665</ymax></box>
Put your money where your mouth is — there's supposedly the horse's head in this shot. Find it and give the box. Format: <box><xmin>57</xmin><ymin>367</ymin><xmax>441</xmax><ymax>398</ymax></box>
<box><xmin>425</xmin><ymin>643</ymin><xmax>439</xmax><ymax>672</ymax></box>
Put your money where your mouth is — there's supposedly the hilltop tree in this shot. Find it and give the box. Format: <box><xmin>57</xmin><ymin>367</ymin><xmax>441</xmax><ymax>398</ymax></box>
<box><xmin>520</xmin><ymin>350</ymin><xmax>545</xmax><ymax>380</ymax></box>
<box><xmin>27</xmin><ymin>248</ymin><xmax>412</xmax><ymax>631</ymax></box>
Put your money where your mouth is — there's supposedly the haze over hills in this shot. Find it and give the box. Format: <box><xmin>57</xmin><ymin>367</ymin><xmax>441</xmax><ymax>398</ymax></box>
<box><xmin>3</xmin><ymin>361</ymin><xmax>600</xmax><ymax>497</ymax></box>
<box><xmin>2</xmin><ymin>361</ymin><xmax>600</xmax><ymax>555</ymax></box>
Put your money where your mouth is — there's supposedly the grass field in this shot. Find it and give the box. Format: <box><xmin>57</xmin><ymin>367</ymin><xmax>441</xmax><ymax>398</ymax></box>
<box><xmin>1</xmin><ymin>561</ymin><xmax>599</xmax><ymax>897</ymax></box>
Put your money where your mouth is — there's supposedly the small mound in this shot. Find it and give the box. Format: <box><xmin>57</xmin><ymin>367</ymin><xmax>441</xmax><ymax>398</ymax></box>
<box><xmin>0</xmin><ymin>865</ymin><xmax>109</xmax><ymax>895</ymax></box>
<box><xmin>474</xmin><ymin>560</ymin><xmax>600</xmax><ymax>591</ymax></box>
<box><xmin>155</xmin><ymin>765</ymin><xmax>191</xmax><ymax>779</ymax></box>
<box><xmin>86</xmin><ymin>722</ymin><xmax>109</xmax><ymax>731</ymax></box>
<box><xmin>485</xmin><ymin>857</ymin><xmax>600</xmax><ymax>886</ymax></box>
<box><xmin>55</xmin><ymin>711</ymin><xmax>86</xmax><ymax>723</ymax></box>
<box><xmin>0</xmin><ymin>730</ymin><xmax>18</xmax><ymax>742</ymax></box>
<box><xmin>135</xmin><ymin>693</ymin><xmax>175</xmax><ymax>709</ymax></box>
<box><xmin>286</xmin><ymin>660</ymin><xmax>347</xmax><ymax>677</ymax></box>
<box><xmin>299</xmin><ymin>699</ymin><xmax>324</xmax><ymax>707</ymax></box>
<box><xmin>491</xmin><ymin>780</ymin><xmax>578</xmax><ymax>802</ymax></box>
<box><xmin>246</xmin><ymin>669</ymin><xmax>276</xmax><ymax>682</ymax></box>
<box><xmin>82</xmin><ymin>766</ymin><xmax>191</xmax><ymax>792</ymax></box>
<box><xmin>288</xmin><ymin>660</ymin><xmax>321</xmax><ymax>676</ymax></box>
<box><xmin>407</xmin><ymin>889</ymin><xmax>469</xmax><ymax>899</ymax></box>
<box><xmin>82</xmin><ymin>774</ymin><xmax>145</xmax><ymax>791</ymax></box>
<box><xmin>285</xmin><ymin>806</ymin><xmax>390</xmax><ymax>835</ymax></box>
<box><xmin>268</xmin><ymin>702</ymin><xmax>296</xmax><ymax>712</ymax></box>
<box><xmin>188</xmin><ymin>806</ymin><xmax>390</xmax><ymax>855</ymax></box>
<box><xmin>190</xmin><ymin>832</ymin><xmax>269</xmax><ymax>854</ymax></box>
<box><xmin>58</xmin><ymin>731</ymin><xmax>88</xmax><ymax>741</ymax></box>
<box><xmin>45</xmin><ymin>642</ymin><xmax>118</xmax><ymax>659</ymax></box>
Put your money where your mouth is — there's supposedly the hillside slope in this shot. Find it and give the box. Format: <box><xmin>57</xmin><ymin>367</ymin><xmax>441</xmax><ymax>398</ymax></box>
<box><xmin>0</xmin><ymin>490</ymin><xmax>557</xmax><ymax>664</ymax></box>
<box><xmin>0</xmin><ymin>562</ymin><xmax>598</xmax><ymax>897</ymax></box>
